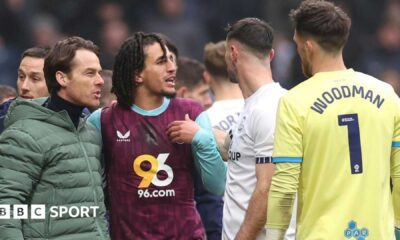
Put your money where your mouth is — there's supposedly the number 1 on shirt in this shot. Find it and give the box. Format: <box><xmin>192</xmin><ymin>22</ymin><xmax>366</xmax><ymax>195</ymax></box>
<box><xmin>338</xmin><ymin>114</ymin><xmax>363</xmax><ymax>174</ymax></box>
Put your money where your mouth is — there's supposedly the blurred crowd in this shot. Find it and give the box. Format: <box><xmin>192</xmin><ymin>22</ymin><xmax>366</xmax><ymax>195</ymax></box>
<box><xmin>0</xmin><ymin>0</ymin><xmax>399</xmax><ymax>94</ymax></box>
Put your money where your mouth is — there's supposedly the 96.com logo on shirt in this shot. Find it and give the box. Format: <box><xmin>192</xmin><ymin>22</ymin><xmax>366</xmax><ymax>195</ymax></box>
<box><xmin>133</xmin><ymin>153</ymin><xmax>176</xmax><ymax>198</ymax></box>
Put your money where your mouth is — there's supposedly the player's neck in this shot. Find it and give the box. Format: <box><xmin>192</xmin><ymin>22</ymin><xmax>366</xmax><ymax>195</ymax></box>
<box><xmin>311</xmin><ymin>53</ymin><xmax>347</xmax><ymax>75</ymax></box>
<box><xmin>238</xmin><ymin>65</ymin><xmax>273</xmax><ymax>99</ymax></box>
<box><xmin>134</xmin><ymin>92</ymin><xmax>164</xmax><ymax>110</ymax></box>
<box><xmin>212</xmin><ymin>80</ymin><xmax>243</xmax><ymax>101</ymax></box>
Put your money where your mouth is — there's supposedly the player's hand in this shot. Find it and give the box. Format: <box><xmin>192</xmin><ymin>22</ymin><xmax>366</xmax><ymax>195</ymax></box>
<box><xmin>213</xmin><ymin>128</ymin><xmax>229</xmax><ymax>161</ymax></box>
<box><xmin>166</xmin><ymin>114</ymin><xmax>200</xmax><ymax>143</ymax></box>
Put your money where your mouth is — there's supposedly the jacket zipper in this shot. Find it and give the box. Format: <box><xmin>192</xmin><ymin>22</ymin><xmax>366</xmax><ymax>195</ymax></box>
<box><xmin>77</xmin><ymin>131</ymin><xmax>106</xmax><ymax>240</ymax></box>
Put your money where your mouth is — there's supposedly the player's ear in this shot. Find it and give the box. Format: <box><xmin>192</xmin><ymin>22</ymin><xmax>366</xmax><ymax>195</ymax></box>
<box><xmin>268</xmin><ymin>49</ymin><xmax>275</xmax><ymax>61</ymax></box>
<box><xmin>305</xmin><ymin>40</ymin><xmax>313</xmax><ymax>55</ymax></box>
<box><xmin>230</xmin><ymin>45</ymin><xmax>239</xmax><ymax>64</ymax></box>
<box><xmin>176</xmin><ymin>86</ymin><xmax>188</xmax><ymax>98</ymax></box>
<box><xmin>55</xmin><ymin>71</ymin><xmax>68</xmax><ymax>87</ymax></box>
<box><xmin>135</xmin><ymin>71</ymin><xmax>143</xmax><ymax>84</ymax></box>
<box><xmin>203</xmin><ymin>71</ymin><xmax>212</xmax><ymax>85</ymax></box>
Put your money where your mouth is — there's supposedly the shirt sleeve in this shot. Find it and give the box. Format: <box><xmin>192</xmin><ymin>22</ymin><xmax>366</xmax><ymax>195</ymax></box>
<box><xmin>192</xmin><ymin>112</ymin><xmax>227</xmax><ymax>196</ymax></box>
<box><xmin>392</xmin><ymin>95</ymin><xmax>400</xmax><ymax>229</ymax></box>
<box><xmin>87</xmin><ymin>108</ymin><xmax>102</xmax><ymax>132</ymax></box>
<box><xmin>272</xmin><ymin>96</ymin><xmax>303</xmax><ymax>163</ymax></box>
<box><xmin>266</xmin><ymin>162</ymin><xmax>300</xmax><ymax>231</ymax></box>
<box><xmin>266</xmin><ymin>96</ymin><xmax>302</xmax><ymax>234</ymax></box>
<box><xmin>249</xmin><ymin>105</ymin><xmax>276</xmax><ymax>164</ymax></box>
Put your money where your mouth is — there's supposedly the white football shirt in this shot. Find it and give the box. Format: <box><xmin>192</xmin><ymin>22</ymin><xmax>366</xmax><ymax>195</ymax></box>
<box><xmin>206</xmin><ymin>99</ymin><xmax>244</xmax><ymax>132</ymax></box>
<box><xmin>223</xmin><ymin>82</ymin><xmax>287</xmax><ymax>240</ymax></box>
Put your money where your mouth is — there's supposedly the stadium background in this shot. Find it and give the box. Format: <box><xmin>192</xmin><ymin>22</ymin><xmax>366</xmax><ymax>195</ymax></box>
<box><xmin>0</xmin><ymin>0</ymin><xmax>399</xmax><ymax>93</ymax></box>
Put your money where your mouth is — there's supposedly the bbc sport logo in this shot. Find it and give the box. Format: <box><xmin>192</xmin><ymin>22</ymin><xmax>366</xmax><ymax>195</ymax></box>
<box><xmin>0</xmin><ymin>205</ymin><xmax>100</xmax><ymax>219</ymax></box>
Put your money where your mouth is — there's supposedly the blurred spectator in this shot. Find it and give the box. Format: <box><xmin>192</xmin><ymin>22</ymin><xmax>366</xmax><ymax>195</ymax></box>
<box><xmin>0</xmin><ymin>85</ymin><xmax>17</xmax><ymax>104</ymax></box>
<box><xmin>176</xmin><ymin>57</ymin><xmax>212</xmax><ymax>109</ymax></box>
<box><xmin>338</xmin><ymin>0</ymin><xmax>387</xmax><ymax>37</ymax></box>
<box><xmin>0</xmin><ymin>0</ymin><xmax>34</xmax><ymax>48</ymax></box>
<box><xmin>97</xmin><ymin>1</ymin><xmax>125</xmax><ymax>23</ymax></box>
<box><xmin>264</xmin><ymin>0</ymin><xmax>299</xmax><ymax>37</ymax></box>
<box><xmin>99</xmin><ymin>20</ymin><xmax>130</xmax><ymax>69</ymax></box>
<box><xmin>0</xmin><ymin>0</ymin><xmax>397</xmax><ymax>92</ymax></box>
<box><xmin>88</xmin><ymin>69</ymin><xmax>116</xmax><ymax>112</ymax></box>
<box><xmin>0</xmin><ymin>36</ymin><xmax>20</xmax><ymax>88</ymax></box>
<box><xmin>36</xmin><ymin>0</ymin><xmax>99</xmax><ymax>41</ymax></box>
<box><xmin>380</xmin><ymin>68</ymin><xmax>400</xmax><ymax>96</ymax></box>
<box><xmin>99</xmin><ymin>69</ymin><xmax>116</xmax><ymax>108</ymax></box>
<box><xmin>203</xmin><ymin>41</ymin><xmax>243</xmax><ymax>129</ymax></box>
<box><xmin>203</xmin><ymin>0</ymin><xmax>267</xmax><ymax>42</ymax></box>
<box><xmin>142</xmin><ymin>0</ymin><xmax>209</xmax><ymax>60</ymax></box>
<box><xmin>359</xmin><ymin>2</ymin><xmax>400</xmax><ymax>79</ymax></box>
<box><xmin>32</xmin><ymin>14</ymin><xmax>63</xmax><ymax>48</ymax></box>
<box><xmin>271</xmin><ymin>33</ymin><xmax>297</xmax><ymax>88</ymax></box>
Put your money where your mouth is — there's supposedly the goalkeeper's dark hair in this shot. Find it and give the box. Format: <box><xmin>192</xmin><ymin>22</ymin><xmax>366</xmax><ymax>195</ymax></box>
<box><xmin>112</xmin><ymin>32</ymin><xmax>166</xmax><ymax>108</ymax></box>
<box><xmin>290</xmin><ymin>0</ymin><xmax>351</xmax><ymax>53</ymax></box>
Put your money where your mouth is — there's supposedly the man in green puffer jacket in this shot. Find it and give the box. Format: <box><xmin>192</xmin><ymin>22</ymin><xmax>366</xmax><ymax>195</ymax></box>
<box><xmin>0</xmin><ymin>37</ymin><xmax>110</xmax><ymax>240</ymax></box>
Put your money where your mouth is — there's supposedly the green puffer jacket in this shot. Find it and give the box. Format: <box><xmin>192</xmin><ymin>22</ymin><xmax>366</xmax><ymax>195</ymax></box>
<box><xmin>0</xmin><ymin>98</ymin><xmax>110</xmax><ymax>240</ymax></box>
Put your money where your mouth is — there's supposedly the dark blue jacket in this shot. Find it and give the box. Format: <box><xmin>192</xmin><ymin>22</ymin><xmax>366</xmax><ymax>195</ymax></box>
<box><xmin>0</xmin><ymin>99</ymin><xmax>14</xmax><ymax>134</ymax></box>
<box><xmin>194</xmin><ymin>172</ymin><xmax>223</xmax><ymax>240</ymax></box>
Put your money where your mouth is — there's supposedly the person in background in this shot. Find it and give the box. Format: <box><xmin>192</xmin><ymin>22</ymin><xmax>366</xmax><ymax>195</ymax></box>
<box><xmin>90</xmin><ymin>69</ymin><xmax>116</xmax><ymax>111</ymax></box>
<box><xmin>16</xmin><ymin>47</ymin><xmax>50</xmax><ymax>99</ymax></box>
<box><xmin>0</xmin><ymin>85</ymin><xmax>17</xmax><ymax>104</ymax></box>
<box><xmin>203</xmin><ymin>41</ymin><xmax>244</xmax><ymax>131</ymax></box>
<box><xmin>176</xmin><ymin>57</ymin><xmax>213</xmax><ymax>109</ymax></box>
<box><xmin>0</xmin><ymin>46</ymin><xmax>50</xmax><ymax>134</ymax></box>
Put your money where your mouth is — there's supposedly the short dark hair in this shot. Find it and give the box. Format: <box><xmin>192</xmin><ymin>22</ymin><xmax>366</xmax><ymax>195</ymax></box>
<box><xmin>44</xmin><ymin>36</ymin><xmax>99</xmax><ymax>94</ymax></box>
<box><xmin>176</xmin><ymin>57</ymin><xmax>205</xmax><ymax>90</ymax></box>
<box><xmin>203</xmin><ymin>41</ymin><xmax>228</xmax><ymax>79</ymax></box>
<box><xmin>99</xmin><ymin>69</ymin><xmax>116</xmax><ymax>108</ymax></box>
<box><xmin>112</xmin><ymin>32</ymin><xmax>166</xmax><ymax>108</ymax></box>
<box><xmin>0</xmin><ymin>84</ymin><xmax>17</xmax><ymax>103</ymax></box>
<box><xmin>226</xmin><ymin>18</ymin><xmax>274</xmax><ymax>58</ymax></box>
<box><xmin>290</xmin><ymin>0</ymin><xmax>351</xmax><ymax>52</ymax></box>
<box><xmin>21</xmin><ymin>47</ymin><xmax>50</xmax><ymax>60</ymax></box>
